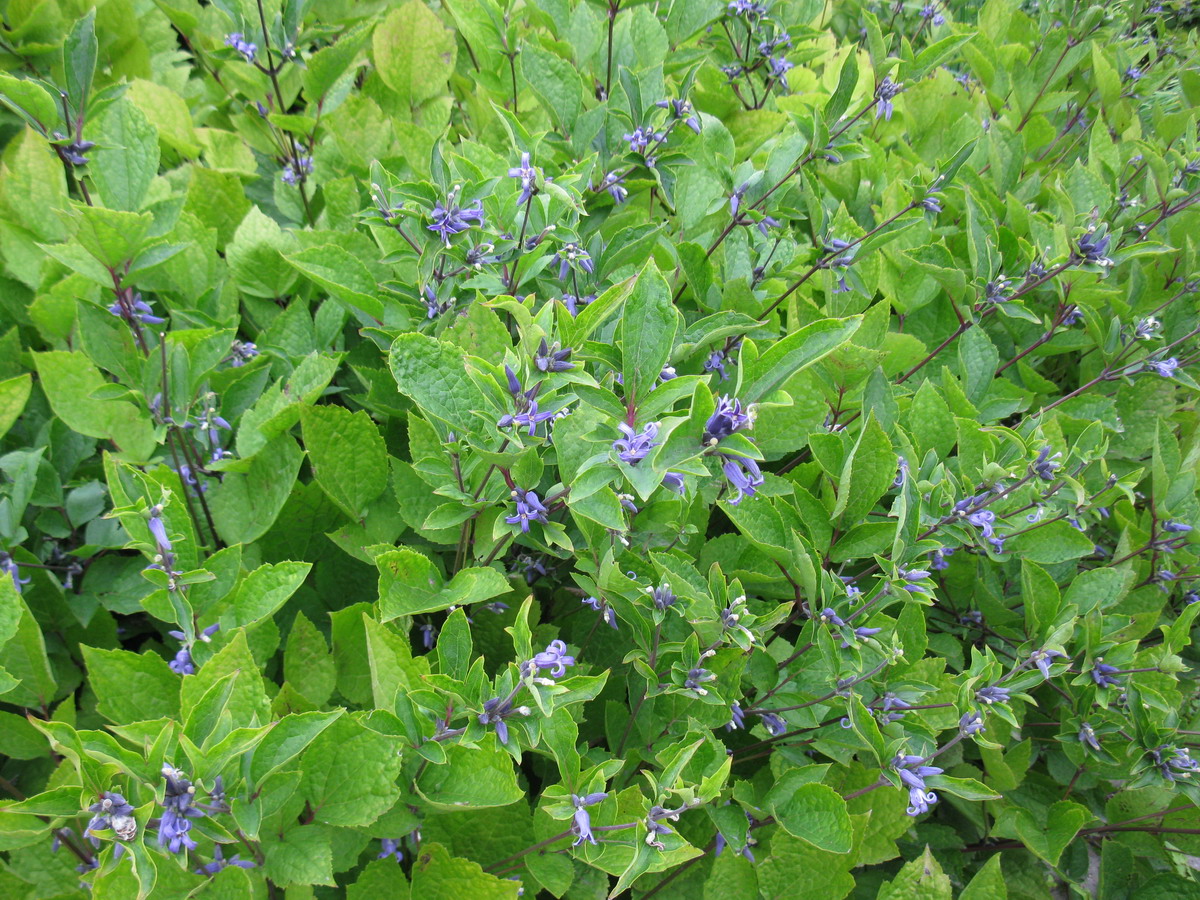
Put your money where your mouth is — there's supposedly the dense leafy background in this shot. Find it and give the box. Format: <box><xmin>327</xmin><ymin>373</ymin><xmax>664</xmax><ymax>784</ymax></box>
<box><xmin>1</xmin><ymin>0</ymin><xmax>1200</xmax><ymax>898</ymax></box>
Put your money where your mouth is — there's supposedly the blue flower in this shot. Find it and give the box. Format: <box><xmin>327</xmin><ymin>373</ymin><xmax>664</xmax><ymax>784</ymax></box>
<box><xmin>281</xmin><ymin>155</ymin><xmax>313</xmax><ymax>186</ymax></box>
<box><xmin>966</xmin><ymin>509</ymin><xmax>996</xmax><ymax>538</ymax></box>
<box><xmin>506</xmin><ymin>489</ymin><xmax>549</xmax><ymax>533</ymax></box>
<box><xmin>108</xmin><ymin>293</ymin><xmax>166</xmax><ymax>325</ymax></box>
<box><xmin>1164</xmin><ymin>520</ymin><xmax>1192</xmax><ymax>533</ymax></box>
<box><xmin>1147</xmin><ymin>357</ymin><xmax>1180</xmax><ymax>377</ymax></box>
<box><xmin>556</xmin><ymin>243</ymin><xmax>594</xmax><ymax>280</ymax></box>
<box><xmin>1153</xmin><ymin>747</ymin><xmax>1199</xmax><ymax>782</ymax></box>
<box><xmin>875</xmin><ymin>76</ymin><xmax>902</xmax><ymax>120</ymax></box>
<box><xmin>704</xmin><ymin>396</ymin><xmax>753</xmax><ymax>443</ymax></box>
<box><xmin>583</xmin><ymin>596</ymin><xmax>619</xmax><ymax>630</ymax></box>
<box><xmin>227</xmin><ymin>340</ymin><xmax>259</xmax><ymax>367</ymax></box>
<box><xmin>534</xmin><ymin>338</ymin><xmax>574</xmax><ymax>373</ymax></box>
<box><xmin>158</xmin><ymin>764</ymin><xmax>203</xmax><ymax>854</ymax></box>
<box><xmin>759</xmin><ymin>712</ymin><xmax>787</xmax><ymax>735</ymax></box>
<box><xmin>921</xmin><ymin>191</ymin><xmax>943</xmax><ymax>213</ymax></box>
<box><xmin>571</xmin><ymin>792</ymin><xmax>608</xmax><ymax>846</ymax></box>
<box><xmin>841</xmin><ymin>625</ymin><xmax>882</xmax><ymax>648</ymax></box>
<box><xmin>601</xmin><ymin>171</ymin><xmax>628</xmax><ymax>204</ymax></box>
<box><xmin>623</xmin><ymin>127</ymin><xmax>664</xmax><ymax>155</ymax></box>
<box><xmin>560</xmin><ymin>293</ymin><xmax>596</xmax><ymax>317</ymax></box>
<box><xmin>147</xmin><ymin>506</ymin><xmax>173</xmax><ymax>555</ymax></box>
<box><xmin>907</xmin><ymin>785</ymin><xmax>937</xmax><ymax>816</ymax></box>
<box><xmin>726</xmin><ymin>702</ymin><xmax>746</xmax><ymax>731</ymax></box>
<box><xmin>656</xmin><ymin>98</ymin><xmax>701</xmax><ymax>133</ymax></box>
<box><xmin>684</xmin><ymin>667</ymin><xmax>716</xmax><ymax>692</ymax></box>
<box><xmin>1033</xmin><ymin>447</ymin><xmax>1062</xmax><ymax>481</ymax></box>
<box><xmin>930</xmin><ymin>547</ymin><xmax>954</xmax><ymax>570</ymax></box>
<box><xmin>768</xmin><ymin>57</ymin><xmax>794</xmax><ymax>90</ymax></box>
<box><xmin>614</xmin><ymin>422</ymin><xmax>660</xmax><ymax>465</ymax></box>
<box><xmin>1077</xmin><ymin>229</ymin><xmax>1113</xmax><ymax>265</ymax></box>
<box><xmin>1031</xmin><ymin>648</ymin><xmax>1068</xmax><ymax>679</ymax></box>
<box><xmin>508</xmin><ymin>152</ymin><xmax>537</xmax><ymax>206</ymax></box>
<box><xmin>704</xmin><ymin>349</ymin><xmax>731</xmax><ymax>381</ymax></box>
<box><xmin>377</xmin><ymin>838</ymin><xmax>405</xmax><ymax>864</ymax></box>
<box><xmin>0</xmin><ymin>552</ymin><xmax>30</xmax><ymax>593</ymax></box>
<box><xmin>427</xmin><ymin>190</ymin><xmax>485</xmax><ymax>245</ymax></box>
<box><xmin>661</xmin><ymin>472</ymin><xmax>686</xmax><ymax>494</ymax></box>
<box><xmin>531</xmin><ymin>640</ymin><xmax>576</xmax><ymax>678</ymax></box>
<box><xmin>197</xmin><ymin>844</ymin><xmax>256</xmax><ymax>876</ymax></box>
<box><xmin>478</xmin><ymin>696</ymin><xmax>525</xmax><ymax>745</ymax></box>
<box><xmin>721</xmin><ymin>456</ymin><xmax>763</xmax><ymax>504</ymax></box>
<box><xmin>1079</xmin><ymin>722</ymin><xmax>1101</xmax><ymax>752</ymax></box>
<box><xmin>647</xmin><ymin>582</ymin><xmax>676</xmax><ymax>610</ymax></box>
<box><xmin>224</xmin><ymin>33</ymin><xmax>257</xmax><ymax>63</ymax></box>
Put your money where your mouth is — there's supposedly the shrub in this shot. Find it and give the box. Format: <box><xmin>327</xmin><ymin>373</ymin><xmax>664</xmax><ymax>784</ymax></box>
<box><xmin>0</xmin><ymin>0</ymin><xmax>1199</xmax><ymax>897</ymax></box>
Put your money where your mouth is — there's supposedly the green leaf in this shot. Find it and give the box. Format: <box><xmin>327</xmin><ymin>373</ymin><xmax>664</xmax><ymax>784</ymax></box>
<box><xmin>181</xmin><ymin>631</ymin><xmax>270</xmax><ymax>731</ymax></box>
<box><xmin>284</xmin><ymin>613</ymin><xmax>337</xmax><ymax>706</ymax></box>
<box><xmin>621</xmin><ymin>260</ymin><xmax>677</xmax><ymax>408</ymax></box>
<box><xmin>1021</xmin><ymin>559</ymin><xmax>1061</xmax><ymax>637</ymax></box>
<box><xmin>0</xmin><ymin>785</ymin><xmax>83</xmax><ymax>817</ymax></box>
<box><xmin>249</xmin><ymin>710</ymin><xmax>343</xmax><ymax>784</ymax></box>
<box><xmin>0</xmin><ymin>580</ymin><xmax>57</xmax><ymax>708</ymax></box>
<box><xmin>410</xmin><ymin>842</ymin><xmax>518</xmax><ymax>899</ymax></box>
<box><xmin>740</xmin><ymin>317</ymin><xmax>862</xmax><ymax>405</ymax></box>
<box><xmin>91</xmin><ymin>97</ymin><xmax>159</xmax><ymax>211</ymax></box>
<box><xmin>301</xmin><ymin>405</ymin><xmax>389</xmax><ymax>519</ymax></box>
<box><xmin>959</xmin><ymin>854</ymin><xmax>1006</xmax><ymax>900</ymax></box>
<box><xmin>301</xmin><ymin>714</ymin><xmax>404</xmax><ymax>826</ymax></box>
<box><xmin>522</xmin><ymin>42</ymin><xmax>583</xmax><ymax>134</ymax></box>
<box><xmin>436</xmin><ymin>607</ymin><xmax>472</xmax><ymax>680</ymax></box>
<box><xmin>227</xmin><ymin>206</ymin><xmax>299</xmax><ymax>299</ymax></box>
<box><xmin>33</xmin><ymin>351</ymin><xmax>156</xmax><ymax>461</ymax></box>
<box><xmin>767</xmin><ymin>779</ymin><xmax>853</xmax><ymax>853</ymax></box>
<box><xmin>373</xmin><ymin>0</ymin><xmax>457</xmax><ymax>107</ymax></box>
<box><xmin>757</xmin><ymin>830</ymin><xmax>856</xmax><ymax>900</ymax></box>
<box><xmin>389</xmin><ymin>333</ymin><xmax>492</xmax><ymax>437</ymax></box>
<box><xmin>305</xmin><ymin>23</ymin><xmax>373</xmax><ymax>101</ymax></box>
<box><xmin>81</xmin><ymin>646</ymin><xmax>180</xmax><ymax>723</ymax></box>
<box><xmin>832</xmin><ymin>412</ymin><xmax>895</xmax><ymax>525</ymax></box>
<box><xmin>1007</xmin><ymin>521</ymin><xmax>1094</xmax><ymax>564</ymax></box>
<box><xmin>228</xmin><ymin>561</ymin><xmax>312</xmax><ymax>628</ymax></box>
<box><xmin>824</xmin><ymin>50</ymin><xmax>858</xmax><ymax>121</ymax></box>
<box><xmin>261</xmin><ymin>824</ymin><xmax>336</xmax><ymax>887</ymax></box>
<box><xmin>876</xmin><ymin>846</ymin><xmax>951</xmax><ymax>900</ymax></box>
<box><xmin>286</xmin><ymin>245</ymin><xmax>386</xmax><ymax>320</ymax></box>
<box><xmin>415</xmin><ymin>739</ymin><xmax>524</xmax><ymax>810</ymax></box>
<box><xmin>0</xmin><ymin>74</ymin><xmax>59</xmax><ymax>134</ymax></box>
<box><xmin>0</xmin><ymin>374</ymin><xmax>31</xmax><ymax>440</ymax></box>
<box><xmin>1014</xmin><ymin>800</ymin><xmax>1090</xmax><ymax>866</ymax></box>
<box><xmin>209</xmin><ymin>433</ymin><xmax>305</xmax><ymax>545</ymax></box>
<box><xmin>63</xmin><ymin>9</ymin><xmax>97</xmax><ymax>114</ymax></box>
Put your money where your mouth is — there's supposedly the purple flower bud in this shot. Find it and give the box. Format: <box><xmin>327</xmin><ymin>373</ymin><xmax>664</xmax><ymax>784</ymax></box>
<box><xmin>1078</xmin><ymin>722</ymin><xmax>1101</xmax><ymax>752</ymax></box>
<box><xmin>959</xmin><ymin>711</ymin><xmax>985</xmax><ymax>736</ymax></box>
<box><xmin>819</xmin><ymin>607</ymin><xmax>846</xmax><ymax>627</ymax></box>
<box><xmin>661</xmin><ymin>472</ymin><xmax>686</xmax><ymax>494</ymax></box>
<box><xmin>1090</xmin><ymin>661</ymin><xmax>1121</xmax><ymax>688</ymax></box>
<box><xmin>975</xmin><ymin>686</ymin><xmax>1010</xmax><ymax>704</ymax></box>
